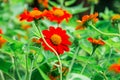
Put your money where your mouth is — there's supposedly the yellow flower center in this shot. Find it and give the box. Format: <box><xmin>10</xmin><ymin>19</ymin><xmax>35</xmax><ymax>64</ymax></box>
<box><xmin>53</xmin><ymin>9</ymin><xmax>64</xmax><ymax>17</ymax></box>
<box><xmin>30</xmin><ymin>10</ymin><xmax>42</xmax><ymax>17</ymax></box>
<box><xmin>50</xmin><ymin>34</ymin><xmax>62</xmax><ymax>45</ymax></box>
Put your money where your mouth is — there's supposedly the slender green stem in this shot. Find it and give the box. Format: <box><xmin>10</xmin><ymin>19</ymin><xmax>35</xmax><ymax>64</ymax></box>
<box><xmin>108</xmin><ymin>47</ymin><xmax>113</xmax><ymax>64</ymax></box>
<box><xmin>60</xmin><ymin>0</ymin><xmax>64</xmax><ymax>8</ymax></box>
<box><xmin>67</xmin><ymin>46</ymin><xmax>80</xmax><ymax>77</ymax></box>
<box><xmin>90</xmin><ymin>24</ymin><xmax>120</xmax><ymax>37</ymax></box>
<box><xmin>80</xmin><ymin>46</ymin><xmax>97</xmax><ymax>74</ymax></box>
<box><xmin>99</xmin><ymin>71</ymin><xmax>108</xmax><ymax>80</ymax></box>
<box><xmin>29</xmin><ymin>60</ymin><xmax>34</xmax><ymax>80</ymax></box>
<box><xmin>34</xmin><ymin>22</ymin><xmax>62</xmax><ymax>80</ymax></box>
<box><xmin>14</xmin><ymin>53</ymin><xmax>22</xmax><ymax>80</ymax></box>
<box><xmin>25</xmin><ymin>54</ymin><xmax>29</xmax><ymax>80</ymax></box>
<box><xmin>90</xmin><ymin>4</ymin><xmax>94</xmax><ymax>14</ymax></box>
<box><xmin>0</xmin><ymin>70</ymin><xmax>5</xmax><ymax>80</ymax></box>
<box><xmin>4</xmin><ymin>72</ymin><xmax>16</xmax><ymax>80</ymax></box>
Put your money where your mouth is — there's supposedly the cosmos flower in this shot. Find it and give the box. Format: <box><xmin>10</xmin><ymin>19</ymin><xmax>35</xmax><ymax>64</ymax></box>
<box><xmin>75</xmin><ymin>13</ymin><xmax>98</xmax><ymax>30</ymax></box>
<box><xmin>19</xmin><ymin>8</ymin><xmax>43</xmax><ymax>22</ymax></box>
<box><xmin>38</xmin><ymin>0</ymin><xmax>48</xmax><ymax>8</ymax></box>
<box><xmin>87</xmin><ymin>37</ymin><xmax>105</xmax><ymax>46</ymax></box>
<box><xmin>43</xmin><ymin>7</ymin><xmax>72</xmax><ymax>24</ymax></box>
<box><xmin>40</xmin><ymin>26</ymin><xmax>71</xmax><ymax>55</ymax></box>
<box><xmin>109</xmin><ymin>63</ymin><xmax>120</xmax><ymax>73</ymax></box>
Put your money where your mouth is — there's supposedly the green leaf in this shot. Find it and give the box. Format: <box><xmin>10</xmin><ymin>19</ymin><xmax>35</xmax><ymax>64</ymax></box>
<box><xmin>65</xmin><ymin>0</ymin><xmax>76</xmax><ymax>6</ymax></box>
<box><xmin>68</xmin><ymin>53</ymin><xmax>96</xmax><ymax>63</ymax></box>
<box><xmin>9</xmin><ymin>42</ymin><xmax>24</xmax><ymax>53</ymax></box>
<box><xmin>67</xmin><ymin>73</ymin><xmax>91</xmax><ymax>80</ymax></box>
<box><xmin>29</xmin><ymin>46</ymin><xmax>44</xmax><ymax>62</ymax></box>
<box><xmin>0</xmin><ymin>58</ymin><xmax>12</xmax><ymax>73</ymax></box>
<box><xmin>2</xmin><ymin>35</ymin><xmax>16</xmax><ymax>43</ymax></box>
<box><xmin>79</xmin><ymin>39</ymin><xmax>92</xmax><ymax>54</ymax></box>
<box><xmin>93</xmin><ymin>73</ymin><xmax>104</xmax><ymax>80</ymax></box>
<box><xmin>64</xmin><ymin>2</ymin><xmax>88</xmax><ymax>14</ymax></box>
<box><xmin>49</xmin><ymin>0</ymin><xmax>59</xmax><ymax>7</ymax></box>
<box><xmin>37</xmin><ymin>68</ymin><xmax>50</xmax><ymax>80</ymax></box>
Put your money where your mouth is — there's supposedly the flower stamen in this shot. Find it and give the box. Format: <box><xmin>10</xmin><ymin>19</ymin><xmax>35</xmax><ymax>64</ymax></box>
<box><xmin>53</xmin><ymin>9</ymin><xmax>64</xmax><ymax>17</ymax></box>
<box><xmin>50</xmin><ymin>34</ymin><xmax>62</xmax><ymax>45</ymax></box>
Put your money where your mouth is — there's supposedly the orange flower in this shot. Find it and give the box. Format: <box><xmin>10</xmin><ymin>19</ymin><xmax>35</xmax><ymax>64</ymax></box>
<box><xmin>112</xmin><ymin>14</ymin><xmax>120</xmax><ymax>21</ymax></box>
<box><xmin>43</xmin><ymin>7</ymin><xmax>72</xmax><ymax>24</ymax></box>
<box><xmin>87</xmin><ymin>37</ymin><xmax>105</xmax><ymax>46</ymax></box>
<box><xmin>29</xmin><ymin>8</ymin><xmax>43</xmax><ymax>19</ymax></box>
<box><xmin>75</xmin><ymin>13</ymin><xmax>98</xmax><ymax>30</ymax></box>
<box><xmin>19</xmin><ymin>8</ymin><xmax>43</xmax><ymax>22</ymax></box>
<box><xmin>109</xmin><ymin>63</ymin><xmax>120</xmax><ymax>73</ymax></box>
<box><xmin>0</xmin><ymin>29</ymin><xmax>6</xmax><ymax>48</ymax></box>
<box><xmin>38</xmin><ymin>0</ymin><xmax>48</xmax><ymax>8</ymax></box>
<box><xmin>40</xmin><ymin>26</ymin><xmax>71</xmax><ymax>54</ymax></box>
<box><xmin>0</xmin><ymin>37</ymin><xmax>6</xmax><ymax>48</ymax></box>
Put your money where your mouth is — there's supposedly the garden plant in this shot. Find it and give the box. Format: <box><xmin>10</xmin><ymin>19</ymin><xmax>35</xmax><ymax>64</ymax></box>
<box><xmin>0</xmin><ymin>0</ymin><xmax>120</xmax><ymax>80</ymax></box>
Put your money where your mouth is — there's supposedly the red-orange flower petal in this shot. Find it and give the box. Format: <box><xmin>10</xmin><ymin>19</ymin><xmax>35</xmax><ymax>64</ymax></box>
<box><xmin>87</xmin><ymin>37</ymin><xmax>105</xmax><ymax>46</ymax></box>
<box><xmin>40</xmin><ymin>26</ymin><xmax>71</xmax><ymax>55</ymax></box>
<box><xmin>112</xmin><ymin>14</ymin><xmax>120</xmax><ymax>21</ymax></box>
<box><xmin>0</xmin><ymin>29</ymin><xmax>3</xmax><ymax>34</ymax></box>
<box><xmin>109</xmin><ymin>63</ymin><xmax>120</xmax><ymax>73</ymax></box>
<box><xmin>43</xmin><ymin>7</ymin><xmax>72</xmax><ymax>24</ymax></box>
<box><xmin>75</xmin><ymin>13</ymin><xmax>98</xmax><ymax>30</ymax></box>
<box><xmin>0</xmin><ymin>29</ymin><xmax>6</xmax><ymax>48</ymax></box>
<box><xmin>19</xmin><ymin>9</ymin><xmax>33</xmax><ymax>22</ymax></box>
<box><xmin>19</xmin><ymin>8</ymin><xmax>43</xmax><ymax>22</ymax></box>
<box><xmin>0</xmin><ymin>36</ymin><xmax>6</xmax><ymax>48</ymax></box>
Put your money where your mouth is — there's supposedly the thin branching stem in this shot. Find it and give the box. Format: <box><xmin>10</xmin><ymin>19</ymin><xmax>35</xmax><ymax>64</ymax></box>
<box><xmin>0</xmin><ymin>70</ymin><xmax>5</xmax><ymax>80</ymax></box>
<box><xmin>34</xmin><ymin>22</ymin><xmax>63</xmax><ymax>80</ymax></box>
<box><xmin>80</xmin><ymin>46</ymin><xmax>97</xmax><ymax>74</ymax></box>
<box><xmin>90</xmin><ymin>24</ymin><xmax>120</xmax><ymax>37</ymax></box>
<box><xmin>67</xmin><ymin>46</ymin><xmax>80</xmax><ymax>77</ymax></box>
<box><xmin>90</xmin><ymin>4</ymin><xmax>94</xmax><ymax>14</ymax></box>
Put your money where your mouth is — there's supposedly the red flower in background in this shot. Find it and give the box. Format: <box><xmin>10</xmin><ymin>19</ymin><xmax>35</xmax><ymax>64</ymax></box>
<box><xmin>19</xmin><ymin>8</ymin><xmax>43</xmax><ymax>22</ymax></box>
<box><xmin>109</xmin><ymin>63</ymin><xmax>120</xmax><ymax>73</ymax></box>
<box><xmin>0</xmin><ymin>37</ymin><xmax>6</xmax><ymax>48</ymax></box>
<box><xmin>87</xmin><ymin>37</ymin><xmax>105</xmax><ymax>46</ymax></box>
<box><xmin>43</xmin><ymin>7</ymin><xmax>72</xmax><ymax>24</ymax></box>
<box><xmin>19</xmin><ymin>9</ymin><xmax>32</xmax><ymax>22</ymax></box>
<box><xmin>0</xmin><ymin>29</ymin><xmax>3</xmax><ymax>34</ymax></box>
<box><xmin>0</xmin><ymin>29</ymin><xmax>6</xmax><ymax>48</ymax></box>
<box><xmin>40</xmin><ymin>26</ymin><xmax>71</xmax><ymax>55</ymax></box>
<box><xmin>75</xmin><ymin>13</ymin><xmax>98</xmax><ymax>30</ymax></box>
